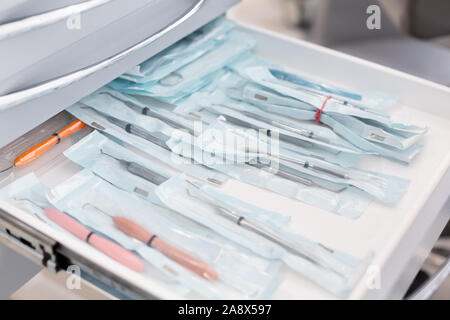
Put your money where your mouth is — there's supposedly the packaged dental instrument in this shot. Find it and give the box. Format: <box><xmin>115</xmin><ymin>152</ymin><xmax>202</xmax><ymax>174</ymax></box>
<box><xmin>0</xmin><ymin>112</ymin><xmax>80</xmax><ymax>183</ymax></box>
<box><xmin>245</xmin><ymin>67</ymin><xmax>398</xmax><ymax>110</ymax></box>
<box><xmin>0</xmin><ymin>174</ymin><xmax>146</xmax><ymax>273</ymax></box>
<box><xmin>166</xmin><ymin>119</ymin><xmax>370</xmax><ymax>219</ymax></box>
<box><xmin>331</xmin><ymin>114</ymin><xmax>424</xmax><ymax>150</ymax></box>
<box><xmin>276</xmin><ymin>156</ymin><xmax>410</xmax><ymax>203</ymax></box>
<box><xmin>79</xmin><ymin>90</ymin><xmax>255</xmax><ymax>169</ymax></box>
<box><xmin>156</xmin><ymin>175</ymin><xmax>372</xmax><ymax>296</ymax></box>
<box><xmin>68</xmin><ymin>101</ymin><xmax>229</xmax><ymax>186</ymax></box>
<box><xmin>64</xmin><ymin>131</ymin><xmax>164</xmax><ymax>203</ymax></box>
<box><xmin>47</xmin><ymin>169</ymin><xmax>282</xmax><ymax>299</ymax></box>
<box><xmin>64</xmin><ymin>131</ymin><xmax>290</xmax><ymax>226</ymax></box>
<box><xmin>174</xmin><ymin>90</ymin><xmax>363</xmax><ymax>167</ymax></box>
<box><xmin>184</xmin><ymin>112</ymin><xmax>410</xmax><ymax>203</ymax></box>
<box><xmin>234</xmin><ymin>84</ymin><xmax>424</xmax><ymax>163</ymax></box>
<box><xmin>0</xmin><ymin>173</ymin><xmax>65</xmax><ymax>228</ymax></box>
<box><xmin>236</xmin><ymin>66</ymin><xmax>427</xmax><ymax>138</ymax></box>
<box><xmin>96</xmin><ymin>88</ymin><xmax>198</xmax><ymax>135</ymax></box>
<box><xmin>235</xmin><ymin>84</ymin><xmax>423</xmax><ymax>150</ymax></box>
<box><xmin>121</xmin><ymin>18</ymin><xmax>236</xmax><ymax>83</ymax></box>
<box><xmin>0</xmin><ymin>174</ymin><xmax>229</xmax><ymax>297</ymax></box>
<box><xmin>97</xmin><ymin>86</ymin><xmax>362</xmax><ymax>167</ymax></box>
<box><xmin>109</xmin><ymin>31</ymin><xmax>255</xmax><ymax>100</ymax></box>
<box><xmin>72</xmin><ymin>90</ymin><xmax>374</xmax><ymax>217</ymax></box>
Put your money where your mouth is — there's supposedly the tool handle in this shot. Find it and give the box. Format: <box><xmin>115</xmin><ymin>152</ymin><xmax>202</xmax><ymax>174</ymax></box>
<box><xmin>113</xmin><ymin>216</ymin><xmax>153</xmax><ymax>243</ymax></box>
<box><xmin>151</xmin><ymin>237</ymin><xmax>218</xmax><ymax>281</ymax></box>
<box><xmin>44</xmin><ymin>209</ymin><xmax>144</xmax><ymax>272</ymax></box>
<box><xmin>14</xmin><ymin>119</ymin><xmax>86</xmax><ymax>167</ymax></box>
<box><xmin>312</xmin><ymin>165</ymin><xmax>348</xmax><ymax>179</ymax></box>
<box><xmin>127</xmin><ymin>162</ymin><xmax>168</xmax><ymax>186</ymax></box>
<box><xmin>113</xmin><ymin>216</ymin><xmax>218</xmax><ymax>280</ymax></box>
<box><xmin>88</xmin><ymin>233</ymin><xmax>145</xmax><ymax>272</ymax></box>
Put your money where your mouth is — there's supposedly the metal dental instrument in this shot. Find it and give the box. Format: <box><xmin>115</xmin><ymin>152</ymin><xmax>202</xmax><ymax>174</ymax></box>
<box><xmin>184</xmin><ymin>180</ymin><xmax>345</xmax><ymax>278</ymax></box>
<box><xmin>13</xmin><ymin>198</ymin><xmax>49</xmax><ymax>223</ymax></box>
<box><xmin>101</xmin><ymin>147</ymin><xmax>345</xmax><ymax>193</ymax></box>
<box><xmin>218</xmin><ymin>104</ymin><xmax>355</xmax><ymax>150</ymax></box>
<box><xmin>81</xmin><ymin>105</ymin><xmax>172</xmax><ymax>151</ymax></box>
<box><xmin>0</xmin><ymin>119</ymin><xmax>86</xmax><ymax>176</ymax></box>
<box><xmin>100</xmin><ymin>92</ymin><xmax>196</xmax><ymax>135</ymax></box>
<box><xmin>269</xmin><ymin>70</ymin><xmax>389</xmax><ymax>118</ymax></box>
<box><xmin>97</xmin><ymin>152</ymin><xmax>345</xmax><ymax>277</ymax></box>
<box><xmin>250</xmin><ymin>161</ymin><xmax>346</xmax><ymax>193</ymax></box>
<box><xmin>207</xmin><ymin>108</ymin><xmax>314</xmax><ymax>149</ymax></box>
<box><xmin>217</xmin><ymin>100</ymin><xmax>325</xmax><ymax>142</ymax></box>
<box><xmin>205</xmin><ymin>110</ymin><xmax>351</xmax><ymax>180</ymax></box>
<box><xmin>100</xmin><ymin>150</ymin><xmax>169</xmax><ymax>186</ymax></box>
<box><xmin>81</xmin><ymin>105</ymin><xmax>222</xmax><ymax>183</ymax></box>
<box><xmin>85</xmin><ymin>104</ymin><xmax>348</xmax><ymax>191</ymax></box>
<box><xmin>98</xmin><ymin>151</ymin><xmax>347</xmax><ymax>276</ymax></box>
<box><xmin>82</xmin><ymin>203</ymin><xmax>218</xmax><ymax>281</ymax></box>
<box><xmin>170</xmin><ymin>107</ymin><xmax>348</xmax><ymax>191</ymax></box>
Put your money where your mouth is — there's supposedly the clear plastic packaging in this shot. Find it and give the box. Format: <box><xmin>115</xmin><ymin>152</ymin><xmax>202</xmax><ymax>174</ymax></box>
<box><xmin>252</xmin><ymin>67</ymin><xmax>398</xmax><ymax>109</ymax></box>
<box><xmin>236</xmin><ymin>65</ymin><xmax>427</xmax><ymax>140</ymax></box>
<box><xmin>174</xmin><ymin>90</ymin><xmax>363</xmax><ymax>167</ymax></box>
<box><xmin>156</xmin><ymin>175</ymin><xmax>372</xmax><ymax>296</ymax></box>
<box><xmin>0</xmin><ymin>173</ymin><xmax>193</xmax><ymax>297</ymax></box>
<box><xmin>121</xmin><ymin>17</ymin><xmax>236</xmax><ymax>83</ymax></box>
<box><xmin>68</xmin><ymin>101</ymin><xmax>229</xmax><ymax>186</ymax></box>
<box><xmin>109</xmin><ymin>30</ymin><xmax>255</xmax><ymax>101</ymax></box>
<box><xmin>46</xmin><ymin>169</ymin><xmax>283</xmax><ymax>299</ymax></box>
<box><xmin>63</xmin><ymin>130</ymin><xmax>289</xmax><ymax>226</ymax></box>
<box><xmin>233</xmin><ymin>87</ymin><xmax>423</xmax><ymax>163</ymax></box>
<box><xmin>0</xmin><ymin>112</ymin><xmax>76</xmax><ymax>183</ymax></box>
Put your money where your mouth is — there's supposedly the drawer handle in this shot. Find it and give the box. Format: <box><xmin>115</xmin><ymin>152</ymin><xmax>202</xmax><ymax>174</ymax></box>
<box><xmin>408</xmin><ymin>256</ymin><xmax>450</xmax><ymax>300</ymax></box>
<box><xmin>0</xmin><ymin>0</ymin><xmax>206</xmax><ymax>112</ymax></box>
<box><xmin>0</xmin><ymin>0</ymin><xmax>114</xmax><ymax>41</ymax></box>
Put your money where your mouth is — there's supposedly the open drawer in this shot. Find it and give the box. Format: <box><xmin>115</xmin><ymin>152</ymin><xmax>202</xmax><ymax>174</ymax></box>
<box><xmin>1</xmin><ymin>20</ymin><xmax>450</xmax><ymax>300</ymax></box>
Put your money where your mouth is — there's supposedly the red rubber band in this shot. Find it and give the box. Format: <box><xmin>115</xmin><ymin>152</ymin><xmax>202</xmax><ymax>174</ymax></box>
<box><xmin>315</xmin><ymin>95</ymin><xmax>332</xmax><ymax>124</ymax></box>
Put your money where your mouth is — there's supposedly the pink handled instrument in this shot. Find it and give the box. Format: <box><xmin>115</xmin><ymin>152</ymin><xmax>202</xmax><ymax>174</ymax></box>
<box><xmin>44</xmin><ymin>208</ymin><xmax>145</xmax><ymax>273</ymax></box>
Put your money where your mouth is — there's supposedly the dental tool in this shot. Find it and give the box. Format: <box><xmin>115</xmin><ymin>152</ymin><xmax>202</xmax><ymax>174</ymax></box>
<box><xmin>100</xmin><ymin>92</ymin><xmax>196</xmax><ymax>135</ymax></box>
<box><xmin>98</xmin><ymin>149</ymin><xmax>345</xmax><ymax>274</ymax></box>
<box><xmin>266</xmin><ymin>68</ymin><xmax>389</xmax><ymax>117</ymax></box>
<box><xmin>84</xmin><ymin>103</ymin><xmax>348</xmax><ymax>192</ymax></box>
<box><xmin>0</xmin><ymin>119</ymin><xmax>86</xmax><ymax>175</ymax></box>
<box><xmin>81</xmin><ymin>105</ymin><xmax>173</xmax><ymax>152</ymax></box>
<box><xmin>184</xmin><ymin>180</ymin><xmax>346</xmax><ymax>278</ymax></box>
<box><xmin>44</xmin><ymin>207</ymin><xmax>145</xmax><ymax>272</ymax></box>
<box><xmin>80</xmin><ymin>105</ymin><xmax>222</xmax><ymax>182</ymax></box>
<box><xmin>13</xmin><ymin>198</ymin><xmax>49</xmax><ymax>223</ymax></box>
<box><xmin>82</xmin><ymin>203</ymin><xmax>218</xmax><ymax>281</ymax></box>
<box><xmin>217</xmin><ymin>104</ymin><xmax>355</xmax><ymax>150</ymax></box>
<box><xmin>206</xmin><ymin>108</ymin><xmax>314</xmax><ymax>149</ymax></box>
<box><xmin>250</xmin><ymin>161</ymin><xmax>346</xmax><ymax>193</ymax></box>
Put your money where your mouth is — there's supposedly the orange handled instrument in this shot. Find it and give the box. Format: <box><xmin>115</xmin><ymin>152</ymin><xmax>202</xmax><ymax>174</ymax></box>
<box><xmin>14</xmin><ymin>119</ymin><xmax>86</xmax><ymax>168</ymax></box>
<box><xmin>113</xmin><ymin>216</ymin><xmax>219</xmax><ymax>281</ymax></box>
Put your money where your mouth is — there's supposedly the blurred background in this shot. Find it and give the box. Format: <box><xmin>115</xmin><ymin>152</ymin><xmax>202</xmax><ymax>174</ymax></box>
<box><xmin>229</xmin><ymin>0</ymin><xmax>450</xmax><ymax>86</ymax></box>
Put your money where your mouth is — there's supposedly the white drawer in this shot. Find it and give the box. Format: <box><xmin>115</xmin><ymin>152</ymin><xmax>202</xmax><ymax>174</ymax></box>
<box><xmin>0</xmin><ymin>21</ymin><xmax>449</xmax><ymax>300</ymax></box>
<box><xmin>0</xmin><ymin>0</ymin><xmax>154</xmax><ymax>94</ymax></box>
